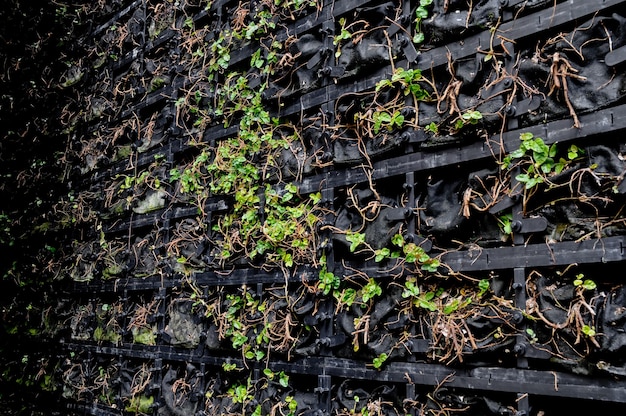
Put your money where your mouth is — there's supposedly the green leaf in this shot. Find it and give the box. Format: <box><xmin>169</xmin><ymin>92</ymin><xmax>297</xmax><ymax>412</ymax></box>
<box><xmin>415</xmin><ymin>7</ymin><xmax>428</xmax><ymax>19</ymax></box>
<box><xmin>361</xmin><ymin>278</ymin><xmax>382</xmax><ymax>303</ymax></box>
<box><xmin>510</xmin><ymin>148</ymin><xmax>526</xmax><ymax>159</ymax></box>
<box><xmin>568</xmin><ymin>144</ymin><xmax>583</xmax><ymax>160</ymax></box>
<box><xmin>286</xmin><ymin>396</ymin><xmax>298</xmax><ymax>414</ymax></box>
<box><xmin>374</xmin><ymin>248</ymin><xmax>390</xmax><ymax>262</ymax></box>
<box><xmin>519</xmin><ymin>132</ymin><xmax>534</xmax><ymax>142</ymax></box>
<box><xmin>223</xmin><ymin>362</ymin><xmax>238</xmax><ymax>372</ymax></box>
<box><xmin>346</xmin><ymin>232</ymin><xmax>366</xmax><ymax>252</ymax></box>
<box><xmin>540</xmin><ymin>158</ymin><xmax>554</xmax><ymax>173</ymax></box>
<box><xmin>125</xmin><ymin>395</ymin><xmax>154</xmax><ymax>413</ymax></box>
<box><xmin>413</xmin><ymin>32</ymin><xmax>425</xmax><ymax>44</ymax></box>
<box><xmin>372</xmin><ymin>353</ymin><xmax>388</xmax><ymax>369</ymax></box>
<box><xmin>515</xmin><ymin>173</ymin><xmax>530</xmax><ymax>183</ymax></box>
<box><xmin>279</xmin><ymin>371</ymin><xmax>289</xmax><ymax>388</ymax></box>
<box><xmin>392</xmin><ymin>112</ymin><xmax>405</xmax><ymax>128</ymax></box>
<box><xmin>462</xmin><ymin>110</ymin><xmax>482</xmax><ymax>121</ymax></box>
<box><xmin>391</xmin><ymin>234</ymin><xmax>405</xmax><ymax>247</ymax></box>
<box><xmin>375</xmin><ymin>79</ymin><xmax>393</xmax><ymax>91</ymax></box>
<box><xmin>533</xmin><ymin>151</ymin><xmax>548</xmax><ymax>166</ymax></box>
<box><xmin>282</xmin><ymin>252</ymin><xmax>293</xmax><ymax>268</ymax></box>
<box><xmin>285</xmin><ymin>183</ymin><xmax>298</xmax><ymax>194</ymax></box>
<box><xmin>418</xmin><ymin>298</ymin><xmax>437</xmax><ymax>311</ymax></box>
<box><xmin>309</xmin><ymin>192</ymin><xmax>322</xmax><ymax>204</ymax></box>
<box><xmin>337</xmin><ymin>288</ymin><xmax>357</xmax><ymax>307</ymax></box>
<box><xmin>582</xmin><ymin>279</ymin><xmax>596</xmax><ymax>290</ymax></box>
<box><xmin>528</xmin><ymin>138</ymin><xmax>544</xmax><ymax>153</ymax></box>
<box><xmin>478</xmin><ymin>279</ymin><xmax>490</xmax><ymax>294</ymax></box>
<box><xmin>582</xmin><ymin>324</ymin><xmax>596</xmax><ymax>337</ymax></box>
<box><xmin>421</xmin><ymin>258</ymin><xmax>439</xmax><ymax>272</ymax></box>
<box><xmin>549</xmin><ymin>143</ymin><xmax>558</xmax><ymax>158</ymax></box>
<box><xmin>524</xmin><ymin>177</ymin><xmax>538</xmax><ymax>189</ymax></box>
<box><xmin>402</xmin><ymin>280</ymin><xmax>420</xmax><ymax>298</ymax></box>
<box><xmin>425</xmin><ymin>122</ymin><xmax>439</xmax><ymax>134</ymax></box>
<box><xmin>443</xmin><ymin>298</ymin><xmax>460</xmax><ymax>315</ymax></box>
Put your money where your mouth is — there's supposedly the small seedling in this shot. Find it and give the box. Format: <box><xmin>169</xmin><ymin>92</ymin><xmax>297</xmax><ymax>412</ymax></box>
<box><xmin>413</xmin><ymin>0</ymin><xmax>433</xmax><ymax>44</ymax></box>
<box><xmin>573</xmin><ymin>274</ymin><xmax>596</xmax><ymax>290</ymax></box>
<box><xmin>372</xmin><ymin>352</ymin><xmax>388</xmax><ymax>369</ymax></box>
<box><xmin>346</xmin><ymin>231</ymin><xmax>366</xmax><ymax>252</ymax></box>
<box><xmin>582</xmin><ymin>324</ymin><xmax>596</xmax><ymax>337</ymax></box>
<box><xmin>361</xmin><ymin>278</ymin><xmax>382</xmax><ymax>303</ymax></box>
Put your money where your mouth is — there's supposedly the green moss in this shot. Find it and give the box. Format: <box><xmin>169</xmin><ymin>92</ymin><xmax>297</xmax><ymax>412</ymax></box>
<box><xmin>125</xmin><ymin>395</ymin><xmax>154</xmax><ymax>414</ymax></box>
<box><xmin>132</xmin><ymin>327</ymin><xmax>156</xmax><ymax>345</ymax></box>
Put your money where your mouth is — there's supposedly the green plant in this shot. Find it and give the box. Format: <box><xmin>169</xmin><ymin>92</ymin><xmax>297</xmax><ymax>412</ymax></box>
<box><xmin>374</xmin><ymin>247</ymin><xmax>391</xmax><ymax>262</ymax></box>
<box><xmin>442</xmin><ymin>296</ymin><xmax>472</xmax><ymax>315</ymax></box>
<box><xmin>424</xmin><ymin>122</ymin><xmax>439</xmax><ymax>135</ymax></box>
<box><xmin>319</xmin><ymin>267</ymin><xmax>340</xmax><ymax>295</ymax></box>
<box><xmin>223</xmin><ymin>362</ymin><xmax>238</xmax><ymax>371</ymax></box>
<box><xmin>93</xmin><ymin>326</ymin><xmax>122</xmax><ymax>344</ymax></box>
<box><xmin>497</xmin><ymin>213</ymin><xmax>513</xmax><ymax>236</ymax></box>
<box><xmin>462</xmin><ymin>110</ymin><xmax>483</xmax><ymax>124</ymax></box>
<box><xmin>0</xmin><ymin>213</ymin><xmax>15</xmax><ymax>247</ymax></box>
<box><xmin>125</xmin><ymin>395</ymin><xmax>154</xmax><ymax>414</ymax></box>
<box><xmin>502</xmin><ymin>132</ymin><xmax>584</xmax><ymax>189</ymax></box>
<box><xmin>262</xmin><ymin>368</ymin><xmax>289</xmax><ymax>386</ymax></box>
<box><xmin>223</xmin><ymin>293</ymin><xmax>248</xmax><ymax>349</ymax></box>
<box><xmin>573</xmin><ymin>273</ymin><xmax>596</xmax><ymax>291</ymax></box>
<box><xmin>525</xmin><ymin>328</ymin><xmax>538</xmax><ymax>343</ymax></box>
<box><xmin>284</xmin><ymin>396</ymin><xmax>298</xmax><ymax>416</ymax></box>
<box><xmin>372</xmin><ymin>110</ymin><xmax>404</xmax><ymax>134</ymax></box>
<box><xmin>363</xmin><ymin>233</ymin><xmax>441</xmax><ymax>272</ymax></box>
<box><xmin>453</xmin><ymin>110</ymin><xmax>483</xmax><ymax>130</ymax></box>
<box><xmin>334</xmin><ymin>287</ymin><xmax>357</xmax><ymax>308</ymax></box>
<box><xmin>244</xmin><ymin>345</ymin><xmax>265</xmax><ymax>361</ymax></box>
<box><xmin>478</xmin><ymin>279</ymin><xmax>490</xmax><ymax>296</ymax></box>
<box><xmin>93</xmin><ymin>303</ymin><xmax>122</xmax><ymax>344</ymax></box>
<box><xmin>150</xmin><ymin>76</ymin><xmax>166</xmax><ymax>91</ymax></box>
<box><xmin>228</xmin><ymin>380</ymin><xmax>253</xmax><ymax>404</ymax></box>
<box><xmin>582</xmin><ymin>324</ymin><xmax>596</xmax><ymax>337</ymax></box>
<box><xmin>413</xmin><ymin>0</ymin><xmax>433</xmax><ymax>44</ymax></box>
<box><xmin>131</xmin><ymin>327</ymin><xmax>156</xmax><ymax>345</ymax></box>
<box><xmin>372</xmin><ymin>352</ymin><xmax>388</xmax><ymax>369</ymax></box>
<box><xmin>376</xmin><ymin>67</ymin><xmax>430</xmax><ymax>100</ymax></box>
<box><xmin>360</xmin><ymin>278</ymin><xmax>382</xmax><ymax>304</ymax></box>
<box><xmin>196</xmin><ymin>41</ymin><xmax>320</xmax><ymax>268</ymax></box>
<box><xmin>208</xmin><ymin>34</ymin><xmax>231</xmax><ymax>78</ymax></box>
<box><xmin>334</xmin><ymin>17</ymin><xmax>353</xmax><ymax>58</ymax></box>
<box><xmin>401</xmin><ymin>277</ymin><xmax>438</xmax><ymax>311</ymax></box>
<box><xmin>243</xmin><ymin>10</ymin><xmax>276</xmax><ymax>40</ymax></box>
<box><xmin>402</xmin><ymin>241</ymin><xmax>440</xmax><ymax>272</ymax></box>
<box><xmin>279</xmin><ymin>371</ymin><xmax>290</xmax><ymax>388</ymax></box>
<box><xmin>346</xmin><ymin>231</ymin><xmax>367</xmax><ymax>252</ymax></box>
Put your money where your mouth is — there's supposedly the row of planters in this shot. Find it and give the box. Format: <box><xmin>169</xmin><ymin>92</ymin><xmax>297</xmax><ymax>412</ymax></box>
<box><xmin>56</xmin><ymin>131</ymin><xmax>626</xmax><ymax>287</ymax></box>
<box><xmin>59</xmin><ymin>352</ymin><xmax>556</xmax><ymax>416</ymax></box>
<box><xmin>54</xmin><ymin>259</ymin><xmax>626</xmax><ymax>376</ymax></box>
<box><xmin>44</xmin><ymin>258</ymin><xmax>626</xmax><ymax>414</ymax></box>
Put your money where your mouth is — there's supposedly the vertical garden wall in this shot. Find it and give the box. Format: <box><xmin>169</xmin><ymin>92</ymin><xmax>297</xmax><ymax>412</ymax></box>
<box><xmin>2</xmin><ymin>0</ymin><xmax>626</xmax><ymax>414</ymax></box>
